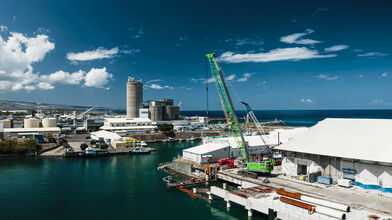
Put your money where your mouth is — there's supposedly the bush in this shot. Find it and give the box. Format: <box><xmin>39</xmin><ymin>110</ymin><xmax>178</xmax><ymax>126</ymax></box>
<box><xmin>158</xmin><ymin>123</ymin><xmax>173</xmax><ymax>133</ymax></box>
<box><xmin>0</xmin><ymin>138</ymin><xmax>39</xmax><ymax>155</ymax></box>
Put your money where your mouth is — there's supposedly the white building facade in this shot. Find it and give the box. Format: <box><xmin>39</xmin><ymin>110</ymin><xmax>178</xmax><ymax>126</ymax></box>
<box><xmin>277</xmin><ymin>118</ymin><xmax>392</xmax><ymax>193</ymax></box>
<box><xmin>100</xmin><ymin>117</ymin><xmax>157</xmax><ymax>136</ymax></box>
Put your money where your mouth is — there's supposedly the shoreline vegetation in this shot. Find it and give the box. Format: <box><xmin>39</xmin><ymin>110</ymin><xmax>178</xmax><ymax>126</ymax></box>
<box><xmin>0</xmin><ymin>138</ymin><xmax>40</xmax><ymax>157</ymax></box>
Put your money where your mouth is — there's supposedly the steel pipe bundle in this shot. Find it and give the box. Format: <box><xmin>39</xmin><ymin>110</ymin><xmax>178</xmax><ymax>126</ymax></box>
<box><xmin>276</xmin><ymin>189</ymin><xmax>350</xmax><ymax>212</ymax></box>
<box><xmin>280</xmin><ymin>196</ymin><xmax>346</xmax><ymax>219</ymax></box>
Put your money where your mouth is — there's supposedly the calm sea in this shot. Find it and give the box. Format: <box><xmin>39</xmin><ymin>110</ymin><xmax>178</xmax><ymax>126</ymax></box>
<box><xmin>181</xmin><ymin>109</ymin><xmax>392</xmax><ymax>126</ymax></box>
<box><xmin>0</xmin><ymin>141</ymin><xmax>267</xmax><ymax>220</ymax></box>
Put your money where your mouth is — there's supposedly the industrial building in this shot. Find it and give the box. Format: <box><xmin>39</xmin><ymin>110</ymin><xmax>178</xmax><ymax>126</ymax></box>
<box><xmin>181</xmin><ymin>128</ymin><xmax>307</xmax><ymax>164</ymax></box>
<box><xmin>83</xmin><ymin>118</ymin><xmax>104</xmax><ymax>132</ymax></box>
<box><xmin>173</xmin><ymin>116</ymin><xmax>208</xmax><ymax>131</ymax></box>
<box><xmin>125</xmin><ymin>77</ymin><xmax>180</xmax><ymax>121</ymax></box>
<box><xmin>148</xmin><ymin>99</ymin><xmax>179</xmax><ymax>121</ymax></box>
<box><xmin>3</xmin><ymin>118</ymin><xmax>61</xmax><ymax>138</ymax></box>
<box><xmin>100</xmin><ymin>117</ymin><xmax>157</xmax><ymax>136</ymax></box>
<box><xmin>276</xmin><ymin>118</ymin><xmax>392</xmax><ymax>193</ymax></box>
<box><xmin>183</xmin><ymin>143</ymin><xmax>231</xmax><ymax>164</ymax></box>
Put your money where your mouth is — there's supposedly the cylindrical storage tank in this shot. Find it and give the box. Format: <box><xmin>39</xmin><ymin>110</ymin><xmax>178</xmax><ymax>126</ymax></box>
<box><xmin>149</xmin><ymin>106</ymin><xmax>162</xmax><ymax>121</ymax></box>
<box><xmin>42</xmin><ymin>118</ymin><xmax>57</xmax><ymax>128</ymax></box>
<box><xmin>24</xmin><ymin>118</ymin><xmax>40</xmax><ymax>128</ymax></box>
<box><xmin>127</xmin><ymin>77</ymin><xmax>143</xmax><ymax>118</ymax></box>
<box><xmin>0</xmin><ymin>119</ymin><xmax>11</xmax><ymax>128</ymax></box>
<box><xmin>166</xmin><ymin>106</ymin><xmax>180</xmax><ymax>120</ymax></box>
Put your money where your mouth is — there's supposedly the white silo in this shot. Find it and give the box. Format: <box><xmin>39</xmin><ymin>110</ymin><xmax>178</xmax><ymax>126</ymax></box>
<box><xmin>24</xmin><ymin>118</ymin><xmax>40</xmax><ymax>128</ymax></box>
<box><xmin>127</xmin><ymin>77</ymin><xmax>143</xmax><ymax>118</ymax></box>
<box><xmin>0</xmin><ymin>119</ymin><xmax>11</xmax><ymax>128</ymax></box>
<box><xmin>42</xmin><ymin>118</ymin><xmax>57</xmax><ymax>128</ymax></box>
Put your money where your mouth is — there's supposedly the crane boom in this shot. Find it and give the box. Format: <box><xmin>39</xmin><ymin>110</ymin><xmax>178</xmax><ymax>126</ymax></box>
<box><xmin>206</xmin><ymin>53</ymin><xmax>249</xmax><ymax>164</ymax></box>
<box><xmin>240</xmin><ymin>101</ymin><xmax>271</xmax><ymax>146</ymax></box>
<box><xmin>206</xmin><ymin>53</ymin><xmax>274</xmax><ymax>176</ymax></box>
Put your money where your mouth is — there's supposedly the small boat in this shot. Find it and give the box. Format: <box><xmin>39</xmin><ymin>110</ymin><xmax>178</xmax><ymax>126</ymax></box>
<box><xmin>186</xmin><ymin>137</ymin><xmax>196</xmax><ymax>141</ymax></box>
<box><xmin>130</xmin><ymin>147</ymin><xmax>151</xmax><ymax>154</ymax></box>
<box><xmin>167</xmin><ymin>137</ymin><xmax>176</xmax><ymax>142</ymax></box>
<box><xmin>140</xmin><ymin>141</ymin><xmax>147</xmax><ymax>146</ymax></box>
<box><xmin>84</xmin><ymin>147</ymin><xmax>96</xmax><ymax>157</ymax></box>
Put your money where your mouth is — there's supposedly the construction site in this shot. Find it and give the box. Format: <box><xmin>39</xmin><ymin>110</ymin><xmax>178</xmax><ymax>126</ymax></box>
<box><xmin>158</xmin><ymin>53</ymin><xmax>392</xmax><ymax>220</ymax></box>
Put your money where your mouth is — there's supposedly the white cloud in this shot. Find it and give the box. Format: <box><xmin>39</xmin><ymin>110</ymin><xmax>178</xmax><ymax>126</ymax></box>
<box><xmin>315</xmin><ymin>74</ymin><xmax>338</xmax><ymax>81</ymax></box>
<box><xmin>237</xmin><ymin>73</ymin><xmax>253</xmax><ymax>82</ymax></box>
<box><xmin>370</xmin><ymin>99</ymin><xmax>389</xmax><ymax>105</ymax></box>
<box><xmin>146</xmin><ymin>83</ymin><xmax>173</xmax><ymax>90</ymax></box>
<box><xmin>147</xmin><ymin>79</ymin><xmax>163</xmax><ymax>84</ymax></box>
<box><xmin>381</xmin><ymin>72</ymin><xmax>388</xmax><ymax>78</ymax></box>
<box><xmin>84</xmin><ymin>67</ymin><xmax>113</xmax><ymax>88</ymax></box>
<box><xmin>66</xmin><ymin>47</ymin><xmax>118</xmax><ymax>61</ymax></box>
<box><xmin>38</xmin><ymin>82</ymin><xmax>54</xmax><ymax>90</ymax></box>
<box><xmin>0</xmin><ymin>32</ymin><xmax>55</xmax><ymax>91</ymax></box>
<box><xmin>324</xmin><ymin>45</ymin><xmax>349</xmax><ymax>52</ymax></box>
<box><xmin>225</xmin><ymin>74</ymin><xmax>236</xmax><ymax>81</ymax></box>
<box><xmin>0</xmin><ymin>25</ymin><xmax>7</xmax><ymax>32</ymax></box>
<box><xmin>218</xmin><ymin>47</ymin><xmax>335</xmax><ymax>63</ymax></box>
<box><xmin>358</xmin><ymin>52</ymin><xmax>388</xmax><ymax>57</ymax></box>
<box><xmin>120</xmin><ymin>49</ymin><xmax>140</xmax><ymax>54</ymax></box>
<box><xmin>235</xmin><ymin>38</ymin><xmax>263</xmax><ymax>46</ymax></box>
<box><xmin>358</xmin><ymin>74</ymin><xmax>364</xmax><ymax>78</ymax></box>
<box><xmin>130</xmin><ymin>28</ymin><xmax>144</xmax><ymax>39</ymax></box>
<box><xmin>326</xmin><ymin>76</ymin><xmax>338</xmax><ymax>81</ymax></box>
<box><xmin>280</xmin><ymin>29</ymin><xmax>321</xmax><ymax>45</ymax></box>
<box><xmin>300</xmin><ymin>98</ymin><xmax>313</xmax><ymax>104</ymax></box>
<box><xmin>41</xmin><ymin>70</ymin><xmax>85</xmax><ymax>85</ymax></box>
<box><xmin>192</xmin><ymin>73</ymin><xmax>253</xmax><ymax>84</ymax></box>
<box><xmin>315</xmin><ymin>74</ymin><xmax>328</xmax><ymax>79</ymax></box>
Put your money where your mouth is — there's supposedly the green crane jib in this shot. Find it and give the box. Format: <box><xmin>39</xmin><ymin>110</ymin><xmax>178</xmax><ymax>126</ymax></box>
<box><xmin>206</xmin><ymin>53</ymin><xmax>273</xmax><ymax>177</ymax></box>
<box><xmin>206</xmin><ymin>53</ymin><xmax>249</xmax><ymax>164</ymax></box>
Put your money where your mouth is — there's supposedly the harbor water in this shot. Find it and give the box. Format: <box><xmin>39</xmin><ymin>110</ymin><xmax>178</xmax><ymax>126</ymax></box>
<box><xmin>0</xmin><ymin>140</ymin><xmax>266</xmax><ymax>220</ymax></box>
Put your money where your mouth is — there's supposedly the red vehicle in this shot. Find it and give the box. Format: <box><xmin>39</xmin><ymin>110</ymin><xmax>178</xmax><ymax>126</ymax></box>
<box><xmin>218</xmin><ymin>158</ymin><xmax>235</xmax><ymax>168</ymax></box>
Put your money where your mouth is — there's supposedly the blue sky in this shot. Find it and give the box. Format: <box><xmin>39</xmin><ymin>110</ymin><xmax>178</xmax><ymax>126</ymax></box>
<box><xmin>0</xmin><ymin>0</ymin><xmax>391</xmax><ymax>110</ymax></box>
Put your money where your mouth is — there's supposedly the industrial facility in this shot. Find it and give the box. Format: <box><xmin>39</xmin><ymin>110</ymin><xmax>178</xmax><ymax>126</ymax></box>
<box><xmin>276</xmin><ymin>118</ymin><xmax>392</xmax><ymax>193</ymax></box>
<box><xmin>125</xmin><ymin>76</ymin><xmax>180</xmax><ymax>121</ymax></box>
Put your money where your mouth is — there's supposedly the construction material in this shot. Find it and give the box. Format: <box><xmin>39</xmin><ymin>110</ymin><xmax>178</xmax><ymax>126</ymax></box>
<box><xmin>276</xmin><ymin>188</ymin><xmax>301</xmax><ymax>199</ymax></box>
<box><xmin>276</xmin><ymin>189</ymin><xmax>350</xmax><ymax>212</ymax></box>
<box><xmin>280</xmin><ymin>196</ymin><xmax>346</xmax><ymax>219</ymax></box>
<box><xmin>301</xmin><ymin>195</ymin><xmax>350</xmax><ymax>212</ymax></box>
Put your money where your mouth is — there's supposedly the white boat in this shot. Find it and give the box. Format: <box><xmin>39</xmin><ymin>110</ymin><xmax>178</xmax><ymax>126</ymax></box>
<box><xmin>186</xmin><ymin>137</ymin><xmax>195</xmax><ymax>141</ymax></box>
<box><xmin>140</xmin><ymin>141</ymin><xmax>147</xmax><ymax>146</ymax></box>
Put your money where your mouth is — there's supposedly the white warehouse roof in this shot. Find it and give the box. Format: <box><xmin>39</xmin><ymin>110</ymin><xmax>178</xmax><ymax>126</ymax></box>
<box><xmin>204</xmin><ymin>127</ymin><xmax>308</xmax><ymax>148</ymax></box>
<box><xmin>276</xmin><ymin>118</ymin><xmax>392</xmax><ymax>163</ymax></box>
<box><xmin>104</xmin><ymin>117</ymin><xmax>152</xmax><ymax>123</ymax></box>
<box><xmin>183</xmin><ymin>143</ymin><xmax>229</xmax><ymax>155</ymax></box>
<box><xmin>90</xmin><ymin>130</ymin><xmax>122</xmax><ymax>141</ymax></box>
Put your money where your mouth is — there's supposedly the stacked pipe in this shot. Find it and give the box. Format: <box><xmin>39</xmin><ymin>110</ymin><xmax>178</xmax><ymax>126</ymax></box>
<box><xmin>277</xmin><ymin>189</ymin><xmax>348</xmax><ymax>219</ymax></box>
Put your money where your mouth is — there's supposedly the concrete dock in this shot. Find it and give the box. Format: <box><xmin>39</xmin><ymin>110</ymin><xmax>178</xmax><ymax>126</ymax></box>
<box><xmin>213</xmin><ymin>168</ymin><xmax>392</xmax><ymax>219</ymax></box>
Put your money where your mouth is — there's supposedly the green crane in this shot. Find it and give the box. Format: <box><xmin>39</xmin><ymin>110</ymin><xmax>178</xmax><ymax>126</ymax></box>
<box><xmin>206</xmin><ymin>53</ymin><xmax>273</xmax><ymax>178</ymax></box>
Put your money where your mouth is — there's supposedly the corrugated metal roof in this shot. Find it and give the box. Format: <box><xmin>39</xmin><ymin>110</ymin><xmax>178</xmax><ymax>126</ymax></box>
<box><xmin>276</xmin><ymin>118</ymin><xmax>392</xmax><ymax>163</ymax></box>
<box><xmin>183</xmin><ymin>143</ymin><xmax>229</xmax><ymax>155</ymax></box>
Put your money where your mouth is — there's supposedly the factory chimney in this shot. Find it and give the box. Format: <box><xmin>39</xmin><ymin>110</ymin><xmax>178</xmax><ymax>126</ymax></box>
<box><xmin>127</xmin><ymin>77</ymin><xmax>143</xmax><ymax>118</ymax></box>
